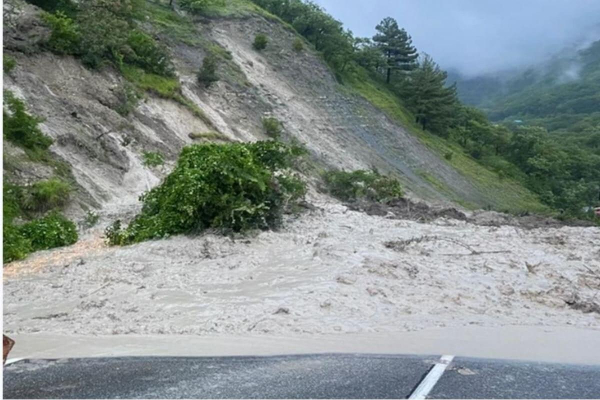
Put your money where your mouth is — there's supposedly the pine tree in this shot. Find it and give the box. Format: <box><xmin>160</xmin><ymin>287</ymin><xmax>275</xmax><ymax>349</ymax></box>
<box><xmin>372</xmin><ymin>17</ymin><xmax>418</xmax><ymax>84</ymax></box>
<box><xmin>402</xmin><ymin>56</ymin><xmax>458</xmax><ymax>134</ymax></box>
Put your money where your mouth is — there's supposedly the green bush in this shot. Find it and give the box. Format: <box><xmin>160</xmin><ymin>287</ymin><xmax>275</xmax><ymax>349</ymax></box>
<box><xmin>253</xmin><ymin>34</ymin><xmax>268</xmax><ymax>51</ymax></box>
<box><xmin>3</xmin><ymin>90</ymin><xmax>53</xmax><ymax>151</ymax></box>
<box><xmin>125</xmin><ymin>30</ymin><xmax>175</xmax><ymax>77</ymax></box>
<box><xmin>84</xmin><ymin>210</ymin><xmax>100</xmax><ymax>227</ymax></box>
<box><xmin>197</xmin><ymin>53</ymin><xmax>219</xmax><ymax>87</ymax></box>
<box><xmin>41</xmin><ymin>11</ymin><xmax>81</xmax><ymax>55</ymax></box>
<box><xmin>3</xmin><ymin>223</ymin><xmax>33</xmax><ymax>263</ymax></box>
<box><xmin>3</xmin><ymin>210</ymin><xmax>78</xmax><ymax>263</ymax></box>
<box><xmin>262</xmin><ymin>117</ymin><xmax>282</xmax><ymax>138</ymax></box>
<box><xmin>20</xmin><ymin>212</ymin><xmax>78</xmax><ymax>251</ymax></box>
<box><xmin>292</xmin><ymin>38</ymin><xmax>304</xmax><ymax>52</ymax></box>
<box><xmin>23</xmin><ymin>179</ymin><xmax>71</xmax><ymax>212</ymax></box>
<box><xmin>3</xmin><ymin>183</ymin><xmax>23</xmax><ymax>223</ymax></box>
<box><xmin>324</xmin><ymin>170</ymin><xmax>403</xmax><ymax>202</ymax></box>
<box><xmin>142</xmin><ymin>151</ymin><xmax>165</xmax><ymax>167</ymax></box>
<box><xmin>3</xmin><ymin>55</ymin><xmax>16</xmax><ymax>73</ymax></box>
<box><xmin>106</xmin><ymin>141</ymin><xmax>306</xmax><ymax>245</ymax></box>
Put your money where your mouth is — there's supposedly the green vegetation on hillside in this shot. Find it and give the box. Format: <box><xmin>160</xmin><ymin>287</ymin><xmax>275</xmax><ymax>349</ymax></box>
<box><xmin>452</xmin><ymin>40</ymin><xmax>600</xmax><ymax>218</ymax></box>
<box><xmin>142</xmin><ymin>151</ymin><xmax>165</xmax><ymax>168</ymax></box>
<box><xmin>249</xmin><ymin>0</ymin><xmax>597</xmax><ymax>219</ymax></box>
<box><xmin>253</xmin><ymin>33</ymin><xmax>269</xmax><ymax>50</ymax></box>
<box><xmin>3</xmin><ymin>181</ymin><xmax>78</xmax><ymax>263</ymax></box>
<box><xmin>324</xmin><ymin>170</ymin><xmax>403</xmax><ymax>203</ymax></box>
<box><xmin>106</xmin><ymin>141</ymin><xmax>306</xmax><ymax>245</ymax></box>
<box><xmin>3</xmin><ymin>93</ymin><xmax>79</xmax><ymax>262</ymax></box>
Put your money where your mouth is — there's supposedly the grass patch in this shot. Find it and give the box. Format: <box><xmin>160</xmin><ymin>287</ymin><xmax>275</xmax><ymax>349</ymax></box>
<box><xmin>144</xmin><ymin>1</ymin><xmax>201</xmax><ymax>46</ymax></box>
<box><xmin>22</xmin><ymin>178</ymin><xmax>72</xmax><ymax>212</ymax></box>
<box><xmin>121</xmin><ymin>64</ymin><xmax>181</xmax><ymax>98</ymax></box>
<box><xmin>121</xmin><ymin>64</ymin><xmax>216</xmax><ymax>129</ymax></box>
<box><xmin>3</xmin><ymin>55</ymin><xmax>16</xmax><ymax>73</ymax></box>
<box><xmin>142</xmin><ymin>151</ymin><xmax>165</xmax><ymax>168</ymax></box>
<box><xmin>188</xmin><ymin>131</ymin><xmax>230</xmax><ymax>141</ymax></box>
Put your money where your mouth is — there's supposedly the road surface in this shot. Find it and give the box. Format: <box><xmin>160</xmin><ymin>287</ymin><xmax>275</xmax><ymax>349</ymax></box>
<box><xmin>4</xmin><ymin>354</ymin><xmax>600</xmax><ymax>399</ymax></box>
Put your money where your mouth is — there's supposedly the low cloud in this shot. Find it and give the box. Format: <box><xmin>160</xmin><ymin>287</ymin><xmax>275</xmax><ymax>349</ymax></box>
<box><xmin>314</xmin><ymin>0</ymin><xmax>600</xmax><ymax>77</ymax></box>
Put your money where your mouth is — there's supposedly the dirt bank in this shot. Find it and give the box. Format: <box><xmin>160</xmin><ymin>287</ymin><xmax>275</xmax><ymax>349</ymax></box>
<box><xmin>4</xmin><ymin>196</ymin><xmax>600</xmax><ymax>337</ymax></box>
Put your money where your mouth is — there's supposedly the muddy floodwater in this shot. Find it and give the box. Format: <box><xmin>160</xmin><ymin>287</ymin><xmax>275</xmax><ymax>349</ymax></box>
<box><xmin>5</xmin><ymin>197</ymin><xmax>600</xmax><ymax>345</ymax></box>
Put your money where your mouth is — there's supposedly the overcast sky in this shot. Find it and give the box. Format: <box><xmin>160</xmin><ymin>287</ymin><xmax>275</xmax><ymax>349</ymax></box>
<box><xmin>313</xmin><ymin>0</ymin><xmax>600</xmax><ymax>77</ymax></box>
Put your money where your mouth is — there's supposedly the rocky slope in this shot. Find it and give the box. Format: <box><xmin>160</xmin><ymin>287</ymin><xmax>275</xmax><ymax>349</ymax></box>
<box><xmin>3</xmin><ymin>1</ymin><xmax>542</xmax><ymax>225</ymax></box>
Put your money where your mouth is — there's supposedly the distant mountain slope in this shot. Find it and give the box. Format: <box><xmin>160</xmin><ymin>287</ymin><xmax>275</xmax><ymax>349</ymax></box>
<box><xmin>452</xmin><ymin>39</ymin><xmax>600</xmax><ymax>132</ymax></box>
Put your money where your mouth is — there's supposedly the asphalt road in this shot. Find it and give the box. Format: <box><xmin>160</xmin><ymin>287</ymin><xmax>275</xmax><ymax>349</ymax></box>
<box><xmin>4</xmin><ymin>354</ymin><xmax>600</xmax><ymax>399</ymax></box>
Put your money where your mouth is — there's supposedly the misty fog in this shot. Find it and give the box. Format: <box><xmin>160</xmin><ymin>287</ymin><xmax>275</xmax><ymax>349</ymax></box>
<box><xmin>314</xmin><ymin>0</ymin><xmax>600</xmax><ymax>77</ymax></box>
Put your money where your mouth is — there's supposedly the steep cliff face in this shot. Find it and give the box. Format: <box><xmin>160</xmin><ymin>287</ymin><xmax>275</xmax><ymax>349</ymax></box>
<box><xmin>3</xmin><ymin>1</ymin><xmax>539</xmax><ymax>224</ymax></box>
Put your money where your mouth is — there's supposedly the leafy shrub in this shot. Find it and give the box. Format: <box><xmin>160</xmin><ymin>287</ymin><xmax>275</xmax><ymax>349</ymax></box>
<box><xmin>197</xmin><ymin>53</ymin><xmax>219</xmax><ymax>87</ymax></box>
<box><xmin>142</xmin><ymin>151</ymin><xmax>165</xmax><ymax>167</ymax></box>
<box><xmin>3</xmin><ymin>211</ymin><xmax>78</xmax><ymax>263</ymax></box>
<box><xmin>41</xmin><ymin>11</ymin><xmax>81</xmax><ymax>55</ymax></box>
<box><xmin>3</xmin><ymin>90</ymin><xmax>53</xmax><ymax>150</ymax></box>
<box><xmin>262</xmin><ymin>117</ymin><xmax>282</xmax><ymax>138</ymax></box>
<box><xmin>23</xmin><ymin>179</ymin><xmax>71</xmax><ymax>212</ymax></box>
<box><xmin>253</xmin><ymin>34</ymin><xmax>268</xmax><ymax>51</ymax></box>
<box><xmin>324</xmin><ymin>170</ymin><xmax>403</xmax><ymax>202</ymax></box>
<box><xmin>106</xmin><ymin>142</ymin><xmax>306</xmax><ymax>245</ymax></box>
<box><xmin>292</xmin><ymin>38</ymin><xmax>304</xmax><ymax>52</ymax></box>
<box><xmin>124</xmin><ymin>30</ymin><xmax>174</xmax><ymax>77</ymax></box>
<box><xmin>3</xmin><ymin>55</ymin><xmax>16</xmax><ymax>73</ymax></box>
<box><xmin>84</xmin><ymin>210</ymin><xmax>100</xmax><ymax>227</ymax></box>
<box><xmin>20</xmin><ymin>212</ymin><xmax>78</xmax><ymax>251</ymax></box>
<box><xmin>3</xmin><ymin>183</ymin><xmax>23</xmax><ymax>223</ymax></box>
<box><xmin>3</xmin><ymin>223</ymin><xmax>32</xmax><ymax>263</ymax></box>
<box><xmin>444</xmin><ymin>151</ymin><xmax>453</xmax><ymax>160</ymax></box>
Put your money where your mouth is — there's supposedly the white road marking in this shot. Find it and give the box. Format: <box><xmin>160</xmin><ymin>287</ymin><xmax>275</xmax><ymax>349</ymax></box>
<box><xmin>5</xmin><ymin>358</ymin><xmax>24</xmax><ymax>365</ymax></box>
<box><xmin>409</xmin><ymin>355</ymin><xmax>454</xmax><ymax>399</ymax></box>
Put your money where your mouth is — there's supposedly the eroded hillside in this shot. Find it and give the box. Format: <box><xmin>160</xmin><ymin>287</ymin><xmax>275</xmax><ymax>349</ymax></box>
<box><xmin>3</xmin><ymin>0</ymin><xmax>544</xmax><ymax>226</ymax></box>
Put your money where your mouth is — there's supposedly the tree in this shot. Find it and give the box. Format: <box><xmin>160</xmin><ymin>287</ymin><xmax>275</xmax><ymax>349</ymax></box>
<box><xmin>402</xmin><ymin>56</ymin><xmax>458</xmax><ymax>133</ymax></box>
<box><xmin>372</xmin><ymin>17</ymin><xmax>418</xmax><ymax>84</ymax></box>
<box><xmin>353</xmin><ymin>37</ymin><xmax>384</xmax><ymax>71</ymax></box>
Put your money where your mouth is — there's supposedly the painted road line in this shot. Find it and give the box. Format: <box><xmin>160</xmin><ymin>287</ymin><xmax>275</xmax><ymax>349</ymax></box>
<box><xmin>5</xmin><ymin>358</ymin><xmax>24</xmax><ymax>365</ymax></box>
<box><xmin>408</xmin><ymin>355</ymin><xmax>455</xmax><ymax>399</ymax></box>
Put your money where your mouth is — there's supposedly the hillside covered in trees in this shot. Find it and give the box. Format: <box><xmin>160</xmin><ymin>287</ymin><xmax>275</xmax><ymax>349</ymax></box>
<box><xmin>451</xmin><ymin>39</ymin><xmax>600</xmax><ymax>216</ymax></box>
<box><xmin>251</xmin><ymin>0</ymin><xmax>599</xmax><ymax>218</ymax></box>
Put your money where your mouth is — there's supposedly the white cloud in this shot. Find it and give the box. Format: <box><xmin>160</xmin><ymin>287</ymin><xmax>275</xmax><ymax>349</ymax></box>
<box><xmin>314</xmin><ymin>0</ymin><xmax>600</xmax><ymax>76</ymax></box>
